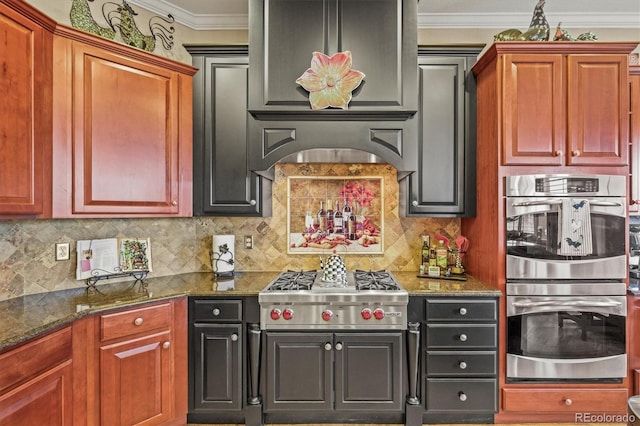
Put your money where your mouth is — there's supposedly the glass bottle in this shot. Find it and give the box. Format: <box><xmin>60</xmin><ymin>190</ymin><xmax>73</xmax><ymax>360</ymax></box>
<box><xmin>318</xmin><ymin>201</ymin><xmax>327</xmax><ymax>232</ymax></box>
<box><xmin>325</xmin><ymin>199</ymin><xmax>334</xmax><ymax>233</ymax></box>
<box><xmin>343</xmin><ymin>199</ymin><xmax>356</xmax><ymax>240</ymax></box>
<box><xmin>436</xmin><ymin>240</ymin><xmax>448</xmax><ymax>271</ymax></box>
<box><xmin>333</xmin><ymin>200</ymin><xmax>343</xmax><ymax>234</ymax></box>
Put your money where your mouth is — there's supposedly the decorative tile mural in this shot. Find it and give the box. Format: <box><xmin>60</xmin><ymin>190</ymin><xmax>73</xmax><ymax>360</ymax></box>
<box><xmin>0</xmin><ymin>163</ymin><xmax>461</xmax><ymax>301</ymax></box>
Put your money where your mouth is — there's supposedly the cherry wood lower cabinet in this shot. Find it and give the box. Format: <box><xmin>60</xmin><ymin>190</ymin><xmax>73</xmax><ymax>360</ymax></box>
<box><xmin>502</xmin><ymin>388</ymin><xmax>628</xmax><ymax>413</ymax></box>
<box><xmin>0</xmin><ymin>327</ymin><xmax>73</xmax><ymax>425</ymax></box>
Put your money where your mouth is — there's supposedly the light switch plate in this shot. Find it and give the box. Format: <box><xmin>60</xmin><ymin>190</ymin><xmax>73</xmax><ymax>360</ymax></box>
<box><xmin>55</xmin><ymin>243</ymin><xmax>70</xmax><ymax>261</ymax></box>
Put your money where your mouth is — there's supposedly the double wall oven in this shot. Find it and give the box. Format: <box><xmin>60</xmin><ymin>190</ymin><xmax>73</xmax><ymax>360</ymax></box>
<box><xmin>505</xmin><ymin>174</ymin><xmax>627</xmax><ymax>382</ymax></box>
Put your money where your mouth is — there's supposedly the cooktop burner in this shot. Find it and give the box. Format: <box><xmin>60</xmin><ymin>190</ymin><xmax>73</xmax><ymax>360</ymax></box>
<box><xmin>354</xmin><ymin>270</ymin><xmax>401</xmax><ymax>291</ymax></box>
<box><xmin>265</xmin><ymin>270</ymin><xmax>317</xmax><ymax>291</ymax></box>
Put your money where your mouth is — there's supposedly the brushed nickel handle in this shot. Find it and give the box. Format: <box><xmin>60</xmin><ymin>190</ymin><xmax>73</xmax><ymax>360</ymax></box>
<box><xmin>554</xmin><ymin>150</ymin><xmax>563</xmax><ymax>157</ymax></box>
<box><xmin>324</xmin><ymin>343</ymin><xmax>332</xmax><ymax>351</ymax></box>
<box><xmin>212</xmin><ymin>308</ymin><xmax>221</xmax><ymax>316</ymax></box>
<box><xmin>572</xmin><ymin>150</ymin><xmax>581</xmax><ymax>157</ymax></box>
<box><xmin>459</xmin><ymin>307</ymin><xmax>467</xmax><ymax>315</ymax></box>
<box><xmin>335</xmin><ymin>342</ymin><xmax>343</xmax><ymax>351</ymax></box>
<box><xmin>250</xmin><ymin>199</ymin><xmax>257</xmax><ymax>206</ymax></box>
<box><xmin>134</xmin><ymin>317</ymin><xmax>144</xmax><ymax>326</ymax></box>
<box><xmin>564</xmin><ymin>398</ymin><xmax>573</xmax><ymax>406</ymax></box>
<box><xmin>412</xmin><ymin>200</ymin><xmax>419</xmax><ymax>207</ymax></box>
<box><xmin>459</xmin><ymin>334</ymin><xmax>468</xmax><ymax>342</ymax></box>
<box><xmin>458</xmin><ymin>392</ymin><xmax>467</xmax><ymax>402</ymax></box>
<box><xmin>459</xmin><ymin>361</ymin><xmax>467</xmax><ymax>370</ymax></box>
<box><xmin>162</xmin><ymin>341</ymin><xmax>170</xmax><ymax>349</ymax></box>
<box><xmin>231</xmin><ymin>333</ymin><xmax>238</xmax><ymax>342</ymax></box>
<box><xmin>171</xmin><ymin>200</ymin><xmax>178</xmax><ymax>206</ymax></box>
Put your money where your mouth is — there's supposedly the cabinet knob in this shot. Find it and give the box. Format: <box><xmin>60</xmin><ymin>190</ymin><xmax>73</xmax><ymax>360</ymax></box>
<box><xmin>231</xmin><ymin>333</ymin><xmax>238</xmax><ymax>342</ymax></box>
<box><xmin>324</xmin><ymin>343</ymin><xmax>332</xmax><ymax>351</ymax></box>
<box><xmin>250</xmin><ymin>199</ymin><xmax>257</xmax><ymax>206</ymax></box>
<box><xmin>458</xmin><ymin>392</ymin><xmax>467</xmax><ymax>402</ymax></box>
<box><xmin>459</xmin><ymin>334</ymin><xmax>467</xmax><ymax>342</ymax></box>
<box><xmin>459</xmin><ymin>361</ymin><xmax>467</xmax><ymax>370</ymax></box>
<box><xmin>335</xmin><ymin>342</ymin><xmax>343</xmax><ymax>351</ymax></box>
<box><xmin>162</xmin><ymin>341</ymin><xmax>170</xmax><ymax>349</ymax></box>
<box><xmin>554</xmin><ymin>150</ymin><xmax>563</xmax><ymax>157</ymax></box>
<box><xmin>564</xmin><ymin>398</ymin><xmax>573</xmax><ymax>406</ymax></box>
<box><xmin>412</xmin><ymin>200</ymin><xmax>419</xmax><ymax>207</ymax></box>
<box><xmin>459</xmin><ymin>307</ymin><xmax>467</xmax><ymax>315</ymax></box>
<box><xmin>572</xmin><ymin>150</ymin><xmax>581</xmax><ymax>157</ymax></box>
<box><xmin>134</xmin><ymin>317</ymin><xmax>144</xmax><ymax>326</ymax></box>
<box><xmin>171</xmin><ymin>200</ymin><xmax>178</xmax><ymax>206</ymax></box>
<box><xmin>212</xmin><ymin>308</ymin><xmax>221</xmax><ymax>316</ymax></box>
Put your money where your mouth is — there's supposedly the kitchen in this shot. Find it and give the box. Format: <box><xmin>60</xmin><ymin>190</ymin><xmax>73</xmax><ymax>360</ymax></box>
<box><xmin>1</xmin><ymin>0</ymin><xmax>640</xmax><ymax>425</ymax></box>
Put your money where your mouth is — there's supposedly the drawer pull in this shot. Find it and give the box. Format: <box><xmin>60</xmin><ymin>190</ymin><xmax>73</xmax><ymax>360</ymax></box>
<box><xmin>162</xmin><ymin>341</ymin><xmax>170</xmax><ymax>349</ymax></box>
<box><xmin>212</xmin><ymin>308</ymin><xmax>221</xmax><ymax>316</ymax></box>
<box><xmin>459</xmin><ymin>361</ymin><xmax>467</xmax><ymax>370</ymax></box>
<box><xmin>458</xmin><ymin>391</ymin><xmax>467</xmax><ymax>402</ymax></box>
<box><xmin>459</xmin><ymin>333</ymin><xmax>468</xmax><ymax>342</ymax></box>
<box><xmin>564</xmin><ymin>398</ymin><xmax>573</xmax><ymax>406</ymax></box>
<box><xmin>335</xmin><ymin>342</ymin><xmax>343</xmax><ymax>351</ymax></box>
<box><xmin>134</xmin><ymin>317</ymin><xmax>144</xmax><ymax>326</ymax></box>
<box><xmin>459</xmin><ymin>307</ymin><xmax>467</xmax><ymax>315</ymax></box>
<box><xmin>231</xmin><ymin>333</ymin><xmax>238</xmax><ymax>342</ymax></box>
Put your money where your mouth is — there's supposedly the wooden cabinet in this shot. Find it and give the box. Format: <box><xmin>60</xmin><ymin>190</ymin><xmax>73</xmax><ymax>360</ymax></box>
<box><xmin>502</xmin><ymin>388</ymin><xmax>628</xmax><ymax>413</ymax></box>
<box><xmin>90</xmin><ymin>298</ymin><xmax>187</xmax><ymax>426</ymax></box>
<box><xmin>0</xmin><ymin>327</ymin><xmax>73</xmax><ymax>425</ymax></box>
<box><xmin>423</xmin><ymin>298</ymin><xmax>498</xmax><ymax>417</ymax></box>
<box><xmin>629</xmin><ymin>66</ymin><xmax>640</xmax><ymax>211</ymax></box>
<box><xmin>265</xmin><ymin>331</ymin><xmax>403</xmax><ymax>414</ymax></box>
<box><xmin>497</xmin><ymin>44</ymin><xmax>631</xmax><ymax>167</ymax></box>
<box><xmin>189</xmin><ymin>299</ymin><xmax>244</xmax><ymax>417</ymax></box>
<box><xmin>52</xmin><ymin>26</ymin><xmax>196</xmax><ymax>217</ymax></box>
<box><xmin>0</xmin><ymin>0</ymin><xmax>55</xmax><ymax>217</ymax></box>
<box><xmin>187</xmin><ymin>46</ymin><xmax>263</xmax><ymax>216</ymax></box>
<box><xmin>403</xmin><ymin>47</ymin><xmax>480</xmax><ymax>216</ymax></box>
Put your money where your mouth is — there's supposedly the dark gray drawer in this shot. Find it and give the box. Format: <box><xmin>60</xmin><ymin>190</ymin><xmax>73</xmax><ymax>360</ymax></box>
<box><xmin>426</xmin><ymin>324</ymin><xmax>496</xmax><ymax>349</ymax></box>
<box><xmin>426</xmin><ymin>351</ymin><xmax>496</xmax><ymax>376</ymax></box>
<box><xmin>425</xmin><ymin>298</ymin><xmax>497</xmax><ymax>322</ymax></box>
<box><xmin>192</xmin><ymin>299</ymin><xmax>242</xmax><ymax>322</ymax></box>
<box><xmin>425</xmin><ymin>378</ymin><xmax>497</xmax><ymax>412</ymax></box>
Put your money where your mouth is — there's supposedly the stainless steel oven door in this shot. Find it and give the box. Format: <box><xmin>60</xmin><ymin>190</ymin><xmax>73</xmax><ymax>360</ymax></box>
<box><xmin>506</xmin><ymin>196</ymin><xmax>626</xmax><ymax>279</ymax></box>
<box><xmin>506</xmin><ymin>294</ymin><xmax>627</xmax><ymax>381</ymax></box>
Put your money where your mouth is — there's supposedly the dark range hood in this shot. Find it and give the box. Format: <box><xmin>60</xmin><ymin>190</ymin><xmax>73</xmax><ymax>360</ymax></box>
<box><xmin>248</xmin><ymin>0</ymin><xmax>419</xmax><ymax>180</ymax></box>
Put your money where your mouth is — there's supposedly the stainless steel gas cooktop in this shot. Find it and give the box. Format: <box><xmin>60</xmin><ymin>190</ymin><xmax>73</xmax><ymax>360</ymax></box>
<box><xmin>258</xmin><ymin>270</ymin><xmax>408</xmax><ymax>330</ymax></box>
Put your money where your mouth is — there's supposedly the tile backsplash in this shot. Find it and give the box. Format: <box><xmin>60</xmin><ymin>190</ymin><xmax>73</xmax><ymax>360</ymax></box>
<box><xmin>0</xmin><ymin>163</ymin><xmax>460</xmax><ymax>301</ymax></box>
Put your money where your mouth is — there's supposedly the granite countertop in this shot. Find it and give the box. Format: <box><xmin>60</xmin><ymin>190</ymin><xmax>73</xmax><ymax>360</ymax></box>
<box><xmin>0</xmin><ymin>271</ymin><xmax>500</xmax><ymax>352</ymax></box>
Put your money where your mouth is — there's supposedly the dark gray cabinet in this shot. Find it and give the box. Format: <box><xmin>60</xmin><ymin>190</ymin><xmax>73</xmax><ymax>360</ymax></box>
<box><xmin>189</xmin><ymin>299</ymin><xmax>244</xmax><ymax>421</ymax></box>
<box><xmin>423</xmin><ymin>298</ymin><xmax>498</xmax><ymax>418</ymax></box>
<box><xmin>264</xmin><ymin>331</ymin><xmax>403</xmax><ymax>413</ymax></box>
<box><xmin>401</xmin><ymin>47</ymin><xmax>481</xmax><ymax>216</ymax></box>
<box><xmin>187</xmin><ymin>46</ymin><xmax>264</xmax><ymax>216</ymax></box>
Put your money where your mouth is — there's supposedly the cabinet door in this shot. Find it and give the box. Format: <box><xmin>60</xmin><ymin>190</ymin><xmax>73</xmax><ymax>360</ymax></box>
<box><xmin>191</xmin><ymin>323</ymin><xmax>242</xmax><ymax>412</ymax></box>
<box><xmin>53</xmin><ymin>39</ymin><xmax>193</xmax><ymax>216</ymax></box>
<box><xmin>567</xmin><ymin>54</ymin><xmax>628</xmax><ymax>166</ymax></box>
<box><xmin>334</xmin><ymin>332</ymin><xmax>403</xmax><ymax>411</ymax></box>
<box><xmin>100</xmin><ymin>330</ymin><xmax>173</xmax><ymax>425</ymax></box>
<box><xmin>265</xmin><ymin>332</ymin><xmax>333</xmax><ymax>411</ymax></box>
<box><xmin>631</xmin><ymin>70</ymin><xmax>640</xmax><ymax>211</ymax></box>
<box><xmin>0</xmin><ymin>2</ymin><xmax>52</xmax><ymax>216</ymax></box>
<box><xmin>191</xmin><ymin>50</ymin><xmax>261</xmax><ymax>216</ymax></box>
<box><xmin>0</xmin><ymin>361</ymin><xmax>73</xmax><ymax>426</ymax></box>
<box><xmin>406</xmin><ymin>56</ymin><xmax>469</xmax><ymax>215</ymax></box>
<box><xmin>501</xmin><ymin>53</ymin><xmax>565</xmax><ymax>165</ymax></box>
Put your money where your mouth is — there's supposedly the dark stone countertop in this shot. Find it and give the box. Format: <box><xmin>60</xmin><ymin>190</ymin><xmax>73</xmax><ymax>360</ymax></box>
<box><xmin>0</xmin><ymin>271</ymin><xmax>500</xmax><ymax>353</ymax></box>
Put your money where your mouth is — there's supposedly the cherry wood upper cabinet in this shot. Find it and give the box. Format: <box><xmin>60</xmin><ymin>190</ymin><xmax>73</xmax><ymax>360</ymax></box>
<box><xmin>52</xmin><ymin>26</ymin><xmax>196</xmax><ymax>217</ymax></box>
<box><xmin>0</xmin><ymin>0</ymin><xmax>55</xmax><ymax>217</ymax></box>
<box><xmin>474</xmin><ymin>43</ymin><xmax>636</xmax><ymax>167</ymax></box>
<box><xmin>629</xmin><ymin>66</ymin><xmax>640</xmax><ymax>211</ymax></box>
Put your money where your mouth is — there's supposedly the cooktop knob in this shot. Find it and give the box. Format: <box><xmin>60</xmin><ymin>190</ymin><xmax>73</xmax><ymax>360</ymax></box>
<box><xmin>373</xmin><ymin>308</ymin><xmax>385</xmax><ymax>320</ymax></box>
<box><xmin>282</xmin><ymin>308</ymin><xmax>294</xmax><ymax>320</ymax></box>
<box><xmin>270</xmin><ymin>308</ymin><xmax>281</xmax><ymax>320</ymax></box>
<box><xmin>361</xmin><ymin>308</ymin><xmax>372</xmax><ymax>320</ymax></box>
<box><xmin>322</xmin><ymin>310</ymin><xmax>333</xmax><ymax>321</ymax></box>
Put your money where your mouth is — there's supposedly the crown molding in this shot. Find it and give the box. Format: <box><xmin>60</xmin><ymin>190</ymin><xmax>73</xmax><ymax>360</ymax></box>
<box><xmin>125</xmin><ymin>1</ymin><xmax>640</xmax><ymax>31</ymax></box>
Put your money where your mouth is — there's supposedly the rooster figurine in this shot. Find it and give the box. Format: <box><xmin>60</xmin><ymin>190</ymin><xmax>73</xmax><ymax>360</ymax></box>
<box><xmin>520</xmin><ymin>0</ymin><xmax>550</xmax><ymax>41</ymax></box>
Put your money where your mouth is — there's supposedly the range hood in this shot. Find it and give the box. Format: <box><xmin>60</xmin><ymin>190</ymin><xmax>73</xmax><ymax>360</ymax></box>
<box><xmin>247</xmin><ymin>0</ymin><xmax>419</xmax><ymax>180</ymax></box>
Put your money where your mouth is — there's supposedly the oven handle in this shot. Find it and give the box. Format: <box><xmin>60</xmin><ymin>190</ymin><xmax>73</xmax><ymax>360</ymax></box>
<box><xmin>587</xmin><ymin>200</ymin><xmax>624</xmax><ymax>207</ymax></box>
<box><xmin>511</xmin><ymin>199</ymin><xmax>562</xmax><ymax>207</ymax></box>
<box><xmin>512</xmin><ymin>300</ymin><xmax>623</xmax><ymax>309</ymax></box>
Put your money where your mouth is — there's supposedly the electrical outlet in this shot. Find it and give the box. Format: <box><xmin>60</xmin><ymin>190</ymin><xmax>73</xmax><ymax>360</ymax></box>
<box><xmin>244</xmin><ymin>235</ymin><xmax>253</xmax><ymax>249</ymax></box>
<box><xmin>55</xmin><ymin>243</ymin><xmax>70</xmax><ymax>261</ymax></box>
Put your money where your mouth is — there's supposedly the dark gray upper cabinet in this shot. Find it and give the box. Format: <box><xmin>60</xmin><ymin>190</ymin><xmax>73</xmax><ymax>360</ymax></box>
<box><xmin>247</xmin><ymin>0</ymin><xmax>419</xmax><ymax>176</ymax></box>
<box><xmin>401</xmin><ymin>47</ymin><xmax>481</xmax><ymax>217</ymax></box>
<box><xmin>187</xmin><ymin>46</ymin><xmax>265</xmax><ymax>216</ymax></box>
